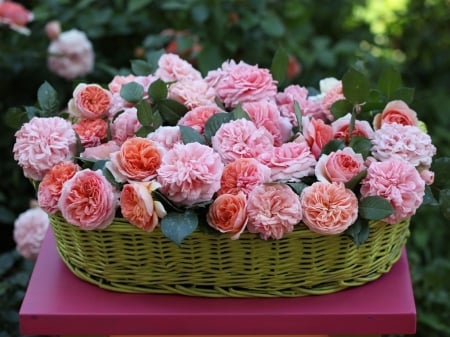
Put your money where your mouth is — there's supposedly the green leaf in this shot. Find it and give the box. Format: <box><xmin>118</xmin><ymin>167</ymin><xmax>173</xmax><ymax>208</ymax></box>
<box><xmin>270</xmin><ymin>48</ymin><xmax>289</xmax><ymax>84</ymax></box>
<box><xmin>120</xmin><ymin>82</ymin><xmax>144</xmax><ymax>103</ymax></box>
<box><xmin>148</xmin><ymin>79</ymin><xmax>168</xmax><ymax>103</ymax></box>
<box><xmin>145</xmin><ymin>49</ymin><xmax>165</xmax><ymax>71</ymax></box>
<box><xmin>179</xmin><ymin>125</ymin><xmax>206</xmax><ymax>145</ymax></box>
<box><xmin>130</xmin><ymin>59</ymin><xmax>154</xmax><ymax>75</ymax></box>
<box><xmin>204</xmin><ymin>112</ymin><xmax>235</xmax><ymax>143</ymax></box>
<box><xmin>37</xmin><ymin>82</ymin><xmax>59</xmax><ymax>116</ymax></box>
<box><xmin>345</xmin><ymin>169</ymin><xmax>367</xmax><ymax>191</ymax></box>
<box><xmin>286</xmin><ymin>182</ymin><xmax>309</xmax><ymax>195</ymax></box>
<box><xmin>102</xmin><ymin>167</ymin><xmax>123</xmax><ymax>191</ymax></box>
<box><xmin>431</xmin><ymin>157</ymin><xmax>450</xmax><ymax>189</ymax></box>
<box><xmin>342</xmin><ymin>68</ymin><xmax>370</xmax><ymax>104</ymax></box>
<box><xmin>4</xmin><ymin>107</ymin><xmax>29</xmax><ymax>129</ymax></box>
<box><xmin>292</xmin><ymin>100</ymin><xmax>303</xmax><ymax>134</ymax></box>
<box><xmin>331</xmin><ymin>99</ymin><xmax>353</xmax><ymax>120</ymax></box>
<box><xmin>0</xmin><ymin>252</ymin><xmax>17</xmax><ymax>276</ymax></box>
<box><xmin>349</xmin><ymin>136</ymin><xmax>372</xmax><ymax>159</ymax></box>
<box><xmin>359</xmin><ymin>196</ymin><xmax>394</xmax><ymax>220</ymax></box>
<box><xmin>232</xmin><ymin>104</ymin><xmax>251</xmax><ymax>120</ymax></box>
<box><xmin>321</xmin><ymin>139</ymin><xmax>345</xmax><ymax>155</ymax></box>
<box><xmin>92</xmin><ymin>159</ymin><xmax>108</xmax><ymax>171</ymax></box>
<box><xmin>191</xmin><ymin>4</ymin><xmax>210</xmax><ymax>23</ymax></box>
<box><xmin>127</xmin><ymin>0</ymin><xmax>152</xmax><ymax>13</ymax></box>
<box><xmin>345</xmin><ymin>218</ymin><xmax>370</xmax><ymax>246</ymax></box>
<box><xmin>439</xmin><ymin>188</ymin><xmax>450</xmax><ymax>220</ymax></box>
<box><xmin>160</xmin><ymin>210</ymin><xmax>198</xmax><ymax>246</ymax></box>
<box><xmin>422</xmin><ymin>185</ymin><xmax>439</xmax><ymax>206</ymax></box>
<box><xmin>135</xmin><ymin>125</ymin><xmax>157</xmax><ymax>137</ymax></box>
<box><xmin>391</xmin><ymin>87</ymin><xmax>415</xmax><ymax>104</ymax></box>
<box><xmin>136</xmin><ymin>100</ymin><xmax>153</xmax><ymax>126</ymax></box>
<box><xmin>260</xmin><ymin>11</ymin><xmax>285</xmax><ymax>37</ymax></box>
<box><xmin>378</xmin><ymin>66</ymin><xmax>402</xmax><ymax>98</ymax></box>
<box><xmin>158</xmin><ymin>99</ymin><xmax>187</xmax><ymax>125</ymax></box>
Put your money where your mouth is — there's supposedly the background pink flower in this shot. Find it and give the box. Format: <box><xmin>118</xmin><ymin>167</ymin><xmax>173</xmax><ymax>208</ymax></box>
<box><xmin>168</xmin><ymin>79</ymin><xmax>216</xmax><ymax>109</ymax></box>
<box><xmin>13</xmin><ymin>116</ymin><xmax>77</xmax><ymax>180</ymax></box>
<box><xmin>247</xmin><ymin>183</ymin><xmax>302</xmax><ymax>240</ymax></box>
<box><xmin>58</xmin><ymin>169</ymin><xmax>119</xmax><ymax>230</ymax></box>
<box><xmin>361</xmin><ymin>158</ymin><xmax>425</xmax><ymax>224</ymax></box>
<box><xmin>157</xmin><ymin>142</ymin><xmax>224</xmax><ymax>206</ymax></box>
<box><xmin>0</xmin><ymin>1</ymin><xmax>33</xmax><ymax>34</ymax></box>
<box><xmin>155</xmin><ymin>53</ymin><xmax>202</xmax><ymax>82</ymax></box>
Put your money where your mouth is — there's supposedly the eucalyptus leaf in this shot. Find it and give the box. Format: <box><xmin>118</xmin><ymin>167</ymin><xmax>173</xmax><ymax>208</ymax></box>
<box><xmin>345</xmin><ymin>218</ymin><xmax>370</xmax><ymax>246</ymax></box>
<box><xmin>359</xmin><ymin>196</ymin><xmax>393</xmax><ymax>220</ymax></box>
<box><xmin>148</xmin><ymin>78</ymin><xmax>168</xmax><ymax>103</ymax></box>
<box><xmin>37</xmin><ymin>81</ymin><xmax>59</xmax><ymax>116</ymax></box>
<box><xmin>342</xmin><ymin>68</ymin><xmax>370</xmax><ymax>104</ymax></box>
<box><xmin>179</xmin><ymin>125</ymin><xmax>206</xmax><ymax>145</ymax></box>
<box><xmin>204</xmin><ymin>112</ymin><xmax>235</xmax><ymax>143</ymax></box>
<box><xmin>270</xmin><ymin>48</ymin><xmax>289</xmax><ymax>84</ymax></box>
<box><xmin>120</xmin><ymin>82</ymin><xmax>144</xmax><ymax>103</ymax></box>
<box><xmin>160</xmin><ymin>210</ymin><xmax>198</xmax><ymax>246</ymax></box>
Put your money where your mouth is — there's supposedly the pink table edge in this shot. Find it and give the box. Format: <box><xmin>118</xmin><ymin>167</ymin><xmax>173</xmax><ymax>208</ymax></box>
<box><xmin>19</xmin><ymin>228</ymin><xmax>416</xmax><ymax>336</ymax></box>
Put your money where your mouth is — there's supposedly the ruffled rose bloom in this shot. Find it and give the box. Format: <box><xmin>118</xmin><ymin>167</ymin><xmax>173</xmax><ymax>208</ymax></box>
<box><xmin>155</xmin><ymin>53</ymin><xmax>202</xmax><ymax>82</ymax></box>
<box><xmin>259</xmin><ymin>141</ymin><xmax>317</xmax><ymax>181</ymax></box>
<box><xmin>320</xmin><ymin>79</ymin><xmax>344</xmax><ymax>121</ymax></box>
<box><xmin>120</xmin><ymin>181</ymin><xmax>167</xmax><ymax>232</ymax></box>
<box><xmin>207</xmin><ymin>192</ymin><xmax>248</xmax><ymax>240</ymax></box>
<box><xmin>301</xmin><ymin>181</ymin><xmax>358</xmax><ymax>235</ymax></box>
<box><xmin>157</xmin><ymin>142</ymin><xmax>224</xmax><ymax>206</ymax></box>
<box><xmin>47</xmin><ymin>29</ymin><xmax>94</xmax><ymax>80</ymax></box>
<box><xmin>361</xmin><ymin>158</ymin><xmax>425</xmax><ymax>224</ymax></box>
<box><xmin>13</xmin><ymin>116</ymin><xmax>77</xmax><ymax>180</ymax></box>
<box><xmin>205</xmin><ymin>60</ymin><xmax>277</xmax><ymax>109</ymax></box>
<box><xmin>108</xmin><ymin>74</ymin><xmax>137</xmax><ymax>94</ymax></box>
<box><xmin>218</xmin><ymin>158</ymin><xmax>271</xmax><ymax>196</ymax></box>
<box><xmin>211</xmin><ymin>119</ymin><xmax>274</xmax><ymax>165</ymax></box>
<box><xmin>371</xmin><ymin>123</ymin><xmax>436</xmax><ymax>169</ymax></box>
<box><xmin>80</xmin><ymin>141</ymin><xmax>120</xmax><ymax>160</ymax></box>
<box><xmin>242</xmin><ymin>100</ymin><xmax>291</xmax><ymax>146</ymax></box>
<box><xmin>37</xmin><ymin>161</ymin><xmax>80</xmax><ymax>214</ymax></box>
<box><xmin>68</xmin><ymin>83</ymin><xmax>112</xmax><ymax>120</ymax></box>
<box><xmin>373</xmin><ymin>100</ymin><xmax>418</xmax><ymax>129</ymax></box>
<box><xmin>72</xmin><ymin>118</ymin><xmax>108</xmax><ymax>147</ymax></box>
<box><xmin>302</xmin><ymin>117</ymin><xmax>334</xmax><ymax>159</ymax></box>
<box><xmin>59</xmin><ymin>169</ymin><xmax>119</xmax><ymax>230</ymax></box>
<box><xmin>107</xmin><ymin>137</ymin><xmax>163</xmax><ymax>182</ymax></box>
<box><xmin>0</xmin><ymin>1</ymin><xmax>33</xmax><ymax>35</ymax></box>
<box><xmin>247</xmin><ymin>183</ymin><xmax>302</xmax><ymax>240</ymax></box>
<box><xmin>177</xmin><ymin>105</ymin><xmax>222</xmax><ymax>135</ymax></box>
<box><xmin>147</xmin><ymin>126</ymin><xmax>182</xmax><ymax>151</ymax></box>
<box><xmin>331</xmin><ymin>113</ymin><xmax>374</xmax><ymax>144</ymax></box>
<box><xmin>110</xmin><ymin>107</ymin><xmax>141</xmax><ymax>145</ymax></box>
<box><xmin>315</xmin><ymin>147</ymin><xmax>365</xmax><ymax>183</ymax></box>
<box><xmin>13</xmin><ymin>207</ymin><xmax>49</xmax><ymax>260</ymax></box>
<box><xmin>168</xmin><ymin>79</ymin><xmax>216</xmax><ymax>109</ymax></box>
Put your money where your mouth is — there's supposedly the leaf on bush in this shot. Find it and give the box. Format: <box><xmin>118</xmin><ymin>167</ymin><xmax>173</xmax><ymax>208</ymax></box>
<box><xmin>321</xmin><ymin>139</ymin><xmax>345</xmax><ymax>155</ymax></box>
<box><xmin>0</xmin><ymin>252</ymin><xmax>18</xmax><ymax>276</ymax></box>
<box><xmin>345</xmin><ymin>169</ymin><xmax>367</xmax><ymax>191</ymax></box>
<box><xmin>120</xmin><ymin>82</ymin><xmax>144</xmax><ymax>103</ymax></box>
<box><xmin>148</xmin><ymin>78</ymin><xmax>168</xmax><ymax>103</ymax></box>
<box><xmin>131</xmin><ymin>59</ymin><xmax>153</xmax><ymax>76</ymax></box>
<box><xmin>136</xmin><ymin>100</ymin><xmax>153</xmax><ymax>126</ymax></box>
<box><xmin>422</xmin><ymin>185</ymin><xmax>439</xmax><ymax>206</ymax></box>
<box><xmin>204</xmin><ymin>112</ymin><xmax>235</xmax><ymax>143</ymax></box>
<box><xmin>270</xmin><ymin>48</ymin><xmax>289</xmax><ymax>84</ymax></box>
<box><xmin>345</xmin><ymin>218</ymin><xmax>370</xmax><ymax>246</ymax></box>
<box><xmin>37</xmin><ymin>82</ymin><xmax>59</xmax><ymax>116</ymax></box>
<box><xmin>158</xmin><ymin>99</ymin><xmax>188</xmax><ymax>125</ymax></box>
<box><xmin>331</xmin><ymin>99</ymin><xmax>353</xmax><ymax>119</ymax></box>
<box><xmin>135</xmin><ymin>125</ymin><xmax>157</xmax><ymax>137</ymax></box>
<box><xmin>261</xmin><ymin>11</ymin><xmax>285</xmax><ymax>37</ymax></box>
<box><xmin>179</xmin><ymin>125</ymin><xmax>206</xmax><ymax>145</ymax></box>
<box><xmin>439</xmin><ymin>188</ymin><xmax>450</xmax><ymax>220</ymax></box>
<box><xmin>391</xmin><ymin>87</ymin><xmax>415</xmax><ymax>104</ymax></box>
<box><xmin>4</xmin><ymin>108</ymin><xmax>29</xmax><ymax>129</ymax></box>
<box><xmin>101</xmin><ymin>167</ymin><xmax>123</xmax><ymax>191</ymax></box>
<box><xmin>378</xmin><ymin>66</ymin><xmax>402</xmax><ymax>99</ymax></box>
<box><xmin>349</xmin><ymin>136</ymin><xmax>372</xmax><ymax>159</ymax></box>
<box><xmin>232</xmin><ymin>104</ymin><xmax>251</xmax><ymax>120</ymax></box>
<box><xmin>286</xmin><ymin>181</ymin><xmax>308</xmax><ymax>195</ymax></box>
<box><xmin>359</xmin><ymin>196</ymin><xmax>393</xmax><ymax>220</ymax></box>
<box><xmin>431</xmin><ymin>157</ymin><xmax>450</xmax><ymax>189</ymax></box>
<box><xmin>146</xmin><ymin>49</ymin><xmax>165</xmax><ymax>71</ymax></box>
<box><xmin>342</xmin><ymin>68</ymin><xmax>370</xmax><ymax>104</ymax></box>
<box><xmin>161</xmin><ymin>210</ymin><xmax>198</xmax><ymax>246</ymax></box>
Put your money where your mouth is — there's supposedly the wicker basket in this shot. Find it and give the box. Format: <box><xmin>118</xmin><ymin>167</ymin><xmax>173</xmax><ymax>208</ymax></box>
<box><xmin>50</xmin><ymin>214</ymin><xmax>410</xmax><ymax>297</ymax></box>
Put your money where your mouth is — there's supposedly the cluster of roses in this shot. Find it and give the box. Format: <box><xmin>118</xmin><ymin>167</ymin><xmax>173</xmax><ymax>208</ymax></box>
<box><xmin>13</xmin><ymin>53</ymin><xmax>436</xmax><ymax>241</ymax></box>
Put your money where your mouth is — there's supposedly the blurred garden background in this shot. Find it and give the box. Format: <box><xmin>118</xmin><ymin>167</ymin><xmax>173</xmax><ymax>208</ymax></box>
<box><xmin>1</xmin><ymin>0</ymin><xmax>449</xmax><ymax>336</ymax></box>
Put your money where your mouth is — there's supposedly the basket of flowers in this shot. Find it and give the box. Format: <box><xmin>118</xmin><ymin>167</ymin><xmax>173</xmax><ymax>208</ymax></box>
<box><xmin>12</xmin><ymin>51</ymin><xmax>438</xmax><ymax>297</ymax></box>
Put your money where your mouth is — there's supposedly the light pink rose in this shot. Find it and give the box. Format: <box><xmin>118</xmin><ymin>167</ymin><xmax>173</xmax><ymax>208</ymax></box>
<box><xmin>58</xmin><ymin>169</ymin><xmax>119</xmax><ymax>230</ymax></box>
<box><xmin>247</xmin><ymin>183</ymin><xmax>302</xmax><ymax>240</ymax></box>
<box><xmin>259</xmin><ymin>141</ymin><xmax>316</xmax><ymax>181</ymax></box>
<box><xmin>13</xmin><ymin>116</ymin><xmax>77</xmax><ymax>180</ymax></box>
<box><xmin>361</xmin><ymin>158</ymin><xmax>425</xmax><ymax>224</ymax></box>
<box><xmin>147</xmin><ymin>126</ymin><xmax>182</xmax><ymax>151</ymax></box>
<box><xmin>111</xmin><ymin>107</ymin><xmax>141</xmax><ymax>145</ymax></box>
<box><xmin>373</xmin><ymin>100</ymin><xmax>418</xmax><ymax>129</ymax></box>
<box><xmin>155</xmin><ymin>53</ymin><xmax>202</xmax><ymax>82</ymax></box>
<box><xmin>177</xmin><ymin>105</ymin><xmax>222</xmax><ymax>135</ymax></box>
<box><xmin>211</xmin><ymin>119</ymin><xmax>274</xmax><ymax>164</ymax></box>
<box><xmin>331</xmin><ymin>113</ymin><xmax>374</xmax><ymax>143</ymax></box>
<box><xmin>81</xmin><ymin>141</ymin><xmax>120</xmax><ymax>160</ymax></box>
<box><xmin>302</xmin><ymin>117</ymin><xmax>334</xmax><ymax>159</ymax></box>
<box><xmin>45</xmin><ymin>20</ymin><xmax>60</xmax><ymax>40</ymax></box>
<box><xmin>47</xmin><ymin>29</ymin><xmax>94</xmax><ymax>80</ymax></box>
<box><xmin>68</xmin><ymin>83</ymin><xmax>112</xmax><ymax>120</ymax></box>
<box><xmin>315</xmin><ymin>147</ymin><xmax>365</xmax><ymax>183</ymax></box>
<box><xmin>205</xmin><ymin>60</ymin><xmax>277</xmax><ymax>108</ymax></box>
<box><xmin>14</xmin><ymin>207</ymin><xmax>49</xmax><ymax>260</ymax></box>
<box><xmin>108</xmin><ymin>74</ymin><xmax>138</xmax><ymax>94</ymax></box>
<box><xmin>371</xmin><ymin>123</ymin><xmax>436</xmax><ymax>169</ymax></box>
<box><xmin>168</xmin><ymin>79</ymin><xmax>216</xmax><ymax>109</ymax></box>
<box><xmin>157</xmin><ymin>142</ymin><xmax>224</xmax><ymax>206</ymax></box>
<box><xmin>301</xmin><ymin>181</ymin><xmax>358</xmax><ymax>235</ymax></box>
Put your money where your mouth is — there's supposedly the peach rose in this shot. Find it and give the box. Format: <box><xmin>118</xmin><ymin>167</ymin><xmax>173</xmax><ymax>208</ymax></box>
<box><xmin>315</xmin><ymin>147</ymin><xmax>365</xmax><ymax>183</ymax></box>
<box><xmin>177</xmin><ymin>105</ymin><xmax>222</xmax><ymax>135</ymax></box>
<box><xmin>373</xmin><ymin>100</ymin><xmax>418</xmax><ymax>129</ymax></box>
<box><xmin>120</xmin><ymin>181</ymin><xmax>167</xmax><ymax>232</ymax></box>
<box><xmin>300</xmin><ymin>181</ymin><xmax>358</xmax><ymax>235</ymax></box>
<box><xmin>302</xmin><ymin>117</ymin><xmax>334</xmax><ymax>159</ymax></box>
<box><xmin>72</xmin><ymin>118</ymin><xmax>108</xmax><ymax>147</ymax></box>
<box><xmin>81</xmin><ymin>141</ymin><xmax>120</xmax><ymax>160</ymax></box>
<box><xmin>207</xmin><ymin>192</ymin><xmax>248</xmax><ymax>240</ymax></box>
<box><xmin>107</xmin><ymin>137</ymin><xmax>163</xmax><ymax>182</ymax></box>
<box><xmin>68</xmin><ymin>83</ymin><xmax>112</xmax><ymax>119</ymax></box>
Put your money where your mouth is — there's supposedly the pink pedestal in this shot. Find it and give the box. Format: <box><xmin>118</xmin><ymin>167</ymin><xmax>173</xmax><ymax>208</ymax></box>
<box><xmin>19</xmin><ymin>229</ymin><xmax>416</xmax><ymax>336</ymax></box>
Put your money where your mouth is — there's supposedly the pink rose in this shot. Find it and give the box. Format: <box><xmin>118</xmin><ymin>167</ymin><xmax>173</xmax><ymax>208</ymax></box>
<box><xmin>168</xmin><ymin>79</ymin><xmax>216</xmax><ymax>109</ymax></box>
<box><xmin>361</xmin><ymin>158</ymin><xmax>425</xmax><ymax>224</ymax></box>
<box><xmin>331</xmin><ymin>113</ymin><xmax>374</xmax><ymax>143</ymax></box>
<box><xmin>315</xmin><ymin>147</ymin><xmax>365</xmax><ymax>183</ymax></box>
<box><xmin>147</xmin><ymin>126</ymin><xmax>182</xmax><ymax>151</ymax></box>
<box><xmin>0</xmin><ymin>1</ymin><xmax>33</xmax><ymax>34</ymax></box>
<box><xmin>302</xmin><ymin>117</ymin><xmax>334</xmax><ymax>159</ymax></box>
<box><xmin>205</xmin><ymin>60</ymin><xmax>277</xmax><ymax>108</ymax></box>
<box><xmin>259</xmin><ymin>141</ymin><xmax>316</xmax><ymax>181</ymax></box>
<box><xmin>157</xmin><ymin>142</ymin><xmax>224</xmax><ymax>206</ymax></box>
<box><xmin>419</xmin><ymin>168</ymin><xmax>435</xmax><ymax>185</ymax></box>
<box><xmin>320</xmin><ymin>80</ymin><xmax>344</xmax><ymax>121</ymax></box>
<box><xmin>120</xmin><ymin>181</ymin><xmax>167</xmax><ymax>232</ymax></box>
<box><xmin>373</xmin><ymin>100</ymin><xmax>418</xmax><ymax>129</ymax></box>
<box><xmin>45</xmin><ymin>20</ymin><xmax>60</xmax><ymax>40</ymax></box>
<box><xmin>80</xmin><ymin>141</ymin><xmax>120</xmax><ymax>160</ymax></box>
<box><xmin>47</xmin><ymin>29</ymin><xmax>94</xmax><ymax>80</ymax></box>
<box><xmin>177</xmin><ymin>105</ymin><xmax>222</xmax><ymax>135</ymax></box>
<box><xmin>68</xmin><ymin>83</ymin><xmax>112</xmax><ymax>119</ymax></box>
<box><xmin>72</xmin><ymin>118</ymin><xmax>108</xmax><ymax>147</ymax></box>
<box><xmin>155</xmin><ymin>53</ymin><xmax>202</xmax><ymax>82</ymax></box>
<box><xmin>13</xmin><ymin>116</ymin><xmax>77</xmax><ymax>180</ymax></box>
<box><xmin>14</xmin><ymin>207</ymin><xmax>49</xmax><ymax>260</ymax></box>
<box><xmin>110</xmin><ymin>107</ymin><xmax>141</xmax><ymax>145</ymax></box>
<box><xmin>301</xmin><ymin>181</ymin><xmax>358</xmax><ymax>235</ymax></box>
<box><xmin>218</xmin><ymin>158</ymin><xmax>271</xmax><ymax>196</ymax></box>
<box><xmin>211</xmin><ymin>119</ymin><xmax>274</xmax><ymax>164</ymax></box>
<box><xmin>247</xmin><ymin>183</ymin><xmax>302</xmax><ymax>240</ymax></box>
<box><xmin>58</xmin><ymin>169</ymin><xmax>119</xmax><ymax>230</ymax></box>
<box><xmin>108</xmin><ymin>74</ymin><xmax>137</xmax><ymax>94</ymax></box>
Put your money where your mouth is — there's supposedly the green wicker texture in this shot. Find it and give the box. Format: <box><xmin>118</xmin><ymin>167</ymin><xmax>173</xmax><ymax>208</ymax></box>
<box><xmin>50</xmin><ymin>214</ymin><xmax>410</xmax><ymax>297</ymax></box>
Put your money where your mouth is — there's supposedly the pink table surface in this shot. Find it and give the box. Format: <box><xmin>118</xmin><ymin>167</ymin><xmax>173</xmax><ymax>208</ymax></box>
<box><xmin>19</xmin><ymin>229</ymin><xmax>416</xmax><ymax>336</ymax></box>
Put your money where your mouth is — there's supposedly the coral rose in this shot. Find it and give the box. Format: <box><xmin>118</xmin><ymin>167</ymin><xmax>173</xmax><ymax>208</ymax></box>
<box><xmin>207</xmin><ymin>192</ymin><xmax>248</xmax><ymax>240</ymax></box>
<box><xmin>331</xmin><ymin>113</ymin><xmax>374</xmax><ymax>144</ymax></box>
<box><xmin>68</xmin><ymin>83</ymin><xmax>112</xmax><ymax>119</ymax></box>
<box><xmin>73</xmin><ymin>118</ymin><xmax>108</xmax><ymax>147</ymax></box>
<box><xmin>177</xmin><ymin>105</ymin><xmax>222</xmax><ymax>135</ymax></box>
<box><xmin>315</xmin><ymin>147</ymin><xmax>365</xmax><ymax>183</ymax></box>
<box><xmin>58</xmin><ymin>169</ymin><xmax>119</xmax><ymax>230</ymax></box>
<box><xmin>0</xmin><ymin>1</ymin><xmax>33</xmax><ymax>34</ymax></box>
<box><xmin>247</xmin><ymin>183</ymin><xmax>302</xmax><ymax>240</ymax></box>
<box><xmin>302</xmin><ymin>117</ymin><xmax>334</xmax><ymax>159</ymax></box>
<box><xmin>373</xmin><ymin>100</ymin><xmax>418</xmax><ymax>129</ymax></box>
<box><xmin>301</xmin><ymin>181</ymin><xmax>358</xmax><ymax>235</ymax></box>
<box><xmin>120</xmin><ymin>181</ymin><xmax>167</xmax><ymax>232</ymax></box>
